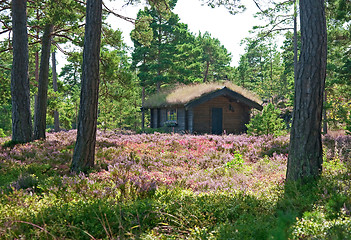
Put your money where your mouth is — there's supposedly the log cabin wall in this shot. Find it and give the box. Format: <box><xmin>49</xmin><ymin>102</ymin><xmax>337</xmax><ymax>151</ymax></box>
<box><xmin>149</xmin><ymin>97</ymin><xmax>251</xmax><ymax>134</ymax></box>
<box><xmin>150</xmin><ymin>108</ymin><xmax>157</xmax><ymax>128</ymax></box>
<box><xmin>157</xmin><ymin>109</ymin><xmax>161</xmax><ymax>128</ymax></box>
<box><xmin>192</xmin><ymin>95</ymin><xmax>250</xmax><ymax>134</ymax></box>
<box><xmin>187</xmin><ymin>109</ymin><xmax>194</xmax><ymax>133</ymax></box>
<box><xmin>160</xmin><ymin>109</ymin><xmax>167</xmax><ymax>127</ymax></box>
<box><xmin>150</xmin><ymin>107</ymin><xmax>187</xmax><ymax>132</ymax></box>
<box><xmin>177</xmin><ymin>108</ymin><xmax>186</xmax><ymax>131</ymax></box>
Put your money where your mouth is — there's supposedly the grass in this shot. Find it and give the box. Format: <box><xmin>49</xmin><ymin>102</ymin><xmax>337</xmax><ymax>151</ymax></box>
<box><xmin>143</xmin><ymin>81</ymin><xmax>262</xmax><ymax>108</ymax></box>
<box><xmin>0</xmin><ymin>131</ymin><xmax>350</xmax><ymax>239</ymax></box>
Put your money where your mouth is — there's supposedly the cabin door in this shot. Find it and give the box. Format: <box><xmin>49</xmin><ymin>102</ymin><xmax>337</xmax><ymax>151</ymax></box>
<box><xmin>211</xmin><ymin>108</ymin><xmax>223</xmax><ymax>134</ymax></box>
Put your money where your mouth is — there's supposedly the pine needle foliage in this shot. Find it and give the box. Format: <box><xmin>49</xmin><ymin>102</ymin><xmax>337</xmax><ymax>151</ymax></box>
<box><xmin>246</xmin><ymin>103</ymin><xmax>286</xmax><ymax>136</ymax></box>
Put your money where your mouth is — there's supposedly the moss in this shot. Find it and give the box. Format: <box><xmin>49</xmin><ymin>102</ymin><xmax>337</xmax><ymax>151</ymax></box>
<box><xmin>143</xmin><ymin>81</ymin><xmax>262</xmax><ymax>108</ymax></box>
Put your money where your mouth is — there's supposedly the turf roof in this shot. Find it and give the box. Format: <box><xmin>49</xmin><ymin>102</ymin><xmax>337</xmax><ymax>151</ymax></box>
<box><xmin>143</xmin><ymin>82</ymin><xmax>263</xmax><ymax>109</ymax></box>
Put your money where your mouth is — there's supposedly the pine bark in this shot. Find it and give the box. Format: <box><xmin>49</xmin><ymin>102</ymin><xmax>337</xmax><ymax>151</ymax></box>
<box><xmin>52</xmin><ymin>50</ymin><xmax>60</xmax><ymax>132</ymax></box>
<box><xmin>141</xmin><ymin>86</ymin><xmax>145</xmax><ymax>130</ymax></box>
<box><xmin>71</xmin><ymin>0</ymin><xmax>102</xmax><ymax>172</ymax></box>
<box><xmin>11</xmin><ymin>0</ymin><xmax>32</xmax><ymax>143</ymax></box>
<box><xmin>293</xmin><ymin>0</ymin><xmax>298</xmax><ymax>83</ymax></box>
<box><xmin>34</xmin><ymin>24</ymin><xmax>53</xmax><ymax>140</ymax></box>
<box><xmin>286</xmin><ymin>0</ymin><xmax>327</xmax><ymax>181</ymax></box>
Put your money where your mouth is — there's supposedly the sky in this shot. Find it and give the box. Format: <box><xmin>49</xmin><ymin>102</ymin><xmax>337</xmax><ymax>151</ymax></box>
<box><xmin>104</xmin><ymin>0</ymin><xmax>263</xmax><ymax>67</ymax></box>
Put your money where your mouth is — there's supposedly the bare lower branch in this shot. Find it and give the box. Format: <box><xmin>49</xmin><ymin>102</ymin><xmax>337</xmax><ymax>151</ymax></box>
<box><xmin>53</xmin><ymin>42</ymin><xmax>72</xmax><ymax>56</ymax></box>
<box><xmin>252</xmin><ymin>0</ymin><xmax>264</xmax><ymax>13</ymax></box>
<box><xmin>0</xmin><ymin>40</ymin><xmax>41</xmax><ymax>53</ymax></box>
<box><xmin>102</xmin><ymin>1</ymin><xmax>135</xmax><ymax>24</ymax></box>
<box><xmin>0</xmin><ymin>29</ymin><xmax>11</xmax><ymax>35</ymax></box>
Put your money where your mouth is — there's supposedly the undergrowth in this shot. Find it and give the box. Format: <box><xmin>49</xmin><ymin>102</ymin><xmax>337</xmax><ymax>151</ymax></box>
<box><xmin>0</xmin><ymin>131</ymin><xmax>350</xmax><ymax>239</ymax></box>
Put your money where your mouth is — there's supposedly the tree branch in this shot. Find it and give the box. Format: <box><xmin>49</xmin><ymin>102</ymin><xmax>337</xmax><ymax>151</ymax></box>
<box><xmin>52</xmin><ymin>23</ymin><xmax>85</xmax><ymax>35</ymax></box>
<box><xmin>0</xmin><ymin>41</ymin><xmax>41</xmax><ymax>53</ymax></box>
<box><xmin>102</xmin><ymin>1</ymin><xmax>135</xmax><ymax>24</ymax></box>
<box><xmin>52</xmin><ymin>34</ymin><xmax>81</xmax><ymax>45</ymax></box>
<box><xmin>252</xmin><ymin>0</ymin><xmax>264</xmax><ymax>13</ymax></box>
<box><xmin>53</xmin><ymin>42</ymin><xmax>73</xmax><ymax>57</ymax></box>
<box><xmin>0</xmin><ymin>29</ymin><xmax>11</xmax><ymax>35</ymax></box>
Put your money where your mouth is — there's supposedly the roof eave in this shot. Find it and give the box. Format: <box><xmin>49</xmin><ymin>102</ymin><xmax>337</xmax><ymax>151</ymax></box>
<box><xmin>185</xmin><ymin>87</ymin><xmax>263</xmax><ymax>110</ymax></box>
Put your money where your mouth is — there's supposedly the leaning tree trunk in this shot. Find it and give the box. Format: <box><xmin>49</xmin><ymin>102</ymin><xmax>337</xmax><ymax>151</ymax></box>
<box><xmin>286</xmin><ymin>0</ymin><xmax>327</xmax><ymax>181</ymax></box>
<box><xmin>52</xmin><ymin>50</ymin><xmax>60</xmax><ymax>132</ymax></box>
<box><xmin>11</xmin><ymin>0</ymin><xmax>32</xmax><ymax>143</ymax></box>
<box><xmin>71</xmin><ymin>0</ymin><xmax>102</xmax><ymax>173</ymax></box>
<box><xmin>34</xmin><ymin>24</ymin><xmax>53</xmax><ymax>140</ymax></box>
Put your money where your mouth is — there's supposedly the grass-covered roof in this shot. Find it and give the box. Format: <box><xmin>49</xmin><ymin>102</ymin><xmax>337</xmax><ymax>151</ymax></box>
<box><xmin>143</xmin><ymin>81</ymin><xmax>263</xmax><ymax>109</ymax></box>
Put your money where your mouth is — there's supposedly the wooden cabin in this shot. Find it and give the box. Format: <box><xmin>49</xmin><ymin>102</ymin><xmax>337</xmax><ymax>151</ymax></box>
<box><xmin>143</xmin><ymin>82</ymin><xmax>263</xmax><ymax>134</ymax></box>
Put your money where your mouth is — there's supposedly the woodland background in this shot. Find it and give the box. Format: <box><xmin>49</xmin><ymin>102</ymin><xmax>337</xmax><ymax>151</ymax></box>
<box><xmin>1</xmin><ymin>0</ymin><xmax>351</xmax><ymax>238</ymax></box>
<box><xmin>0</xmin><ymin>0</ymin><xmax>350</xmax><ymax>136</ymax></box>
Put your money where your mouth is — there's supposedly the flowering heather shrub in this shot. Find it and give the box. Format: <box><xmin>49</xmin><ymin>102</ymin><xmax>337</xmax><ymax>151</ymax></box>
<box><xmin>323</xmin><ymin>134</ymin><xmax>351</xmax><ymax>162</ymax></box>
<box><xmin>1</xmin><ymin>131</ymin><xmax>351</xmax><ymax>239</ymax></box>
<box><xmin>93</xmin><ymin>132</ymin><xmax>290</xmax><ymax>193</ymax></box>
<box><xmin>3</xmin><ymin>131</ymin><xmax>343</xmax><ymax>195</ymax></box>
<box><xmin>0</xmin><ymin>131</ymin><xmax>347</xmax><ymax>195</ymax></box>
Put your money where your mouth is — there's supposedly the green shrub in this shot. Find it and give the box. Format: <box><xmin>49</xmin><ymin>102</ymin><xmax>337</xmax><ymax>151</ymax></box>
<box><xmin>291</xmin><ymin>207</ymin><xmax>351</xmax><ymax>240</ymax></box>
<box><xmin>225</xmin><ymin>152</ymin><xmax>244</xmax><ymax>169</ymax></box>
<box><xmin>0</xmin><ymin>128</ymin><xmax>5</xmax><ymax>138</ymax></box>
<box><xmin>345</xmin><ymin>114</ymin><xmax>351</xmax><ymax>135</ymax></box>
<box><xmin>246</xmin><ymin>103</ymin><xmax>287</xmax><ymax>136</ymax></box>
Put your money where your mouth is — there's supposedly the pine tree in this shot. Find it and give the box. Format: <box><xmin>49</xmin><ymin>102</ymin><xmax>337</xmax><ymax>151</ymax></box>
<box><xmin>11</xmin><ymin>0</ymin><xmax>33</xmax><ymax>143</ymax></box>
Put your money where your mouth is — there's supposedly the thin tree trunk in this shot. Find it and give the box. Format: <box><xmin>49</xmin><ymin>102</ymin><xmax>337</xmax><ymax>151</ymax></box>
<box><xmin>156</xmin><ymin>81</ymin><xmax>161</xmax><ymax>92</ymax></box>
<box><xmin>11</xmin><ymin>0</ymin><xmax>32</xmax><ymax>143</ymax></box>
<box><xmin>33</xmin><ymin>8</ymin><xmax>39</xmax><ymax>132</ymax></box>
<box><xmin>156</xmin><ymin>17</ymin><xmax>162</xmax><ymax>92</ymax></box>
<box><xmin>141</xmin><ymin>86</ymin><xmax>145</xmax><ymax>130</ymax></box>
<box><xmin>286</xmin><ymin>0</ymin><xmax>327</xmax><ymax>181</ymax></box>
<box><xmin>71</xmin><ymin>0</ymin><xmax>102</xmax><ymax>173</ymax></box>
<box><xmin>323</xmin><ymin>91</ymin><xmax>328</xmax><ymax>134</ymax></box>
<box><xmin>35</xmin><ymin>53</ymin><xmax>39</xmax><ymax>84</ymax></box>
<box><xmin>293</xmin><ymin>0</ymin><xmax>298</xmax><ymax>84</ymax></box>
<box><xmin>52</xmin><ymin>50</ymin><xmax>60</xmax><ymax>132</ymax></box>
<box><xmin>34</xmin><ymin>24</ymin><xmax>53</xmax><ymax>140</ymax></box>
<box><xmin>270</xmin><ymin>51</ymin><xmax>273</xmax><ymax>102</ymax></box>
<box><xmin>35</xmin><ymin>9</ymin><xmax>39</xmax><ymax>84</ymax></box>
<box><xmin>203</xmin><ymin>61</ymin><xmax>209</xmax><ymax>82</ymax></box>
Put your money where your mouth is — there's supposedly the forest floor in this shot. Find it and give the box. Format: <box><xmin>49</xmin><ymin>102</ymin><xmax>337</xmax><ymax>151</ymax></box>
<box><xmin>0</xmin><ymin>131</ymin><xmax>351</xmax><ymax>239</ymax></box>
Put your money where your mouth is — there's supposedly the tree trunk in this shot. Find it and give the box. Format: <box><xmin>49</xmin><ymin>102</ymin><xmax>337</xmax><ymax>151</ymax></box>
<box><xmin>52</xmin><ymin>50</ymin><xmax>60</xmax><ymax>132</ymax></box>
<box><xmin>141</xmin><ymin>86</ymin><xmax>145</xmax><ymax>130</ymax></box>
<box><xmin>286</xmin><ymin>0</ymin><xmax>327</xmax><ymax>181</ymax></box>
<box><xmin>156</xmin><ymin>81</ymin><xmax>161</xmax><ymax>92</ymax></box>
<box><xmin>323</xmin><ymin>91</ymin><xmax>328</xmax><ymax>134</ymax></box>
<box><xmin>34</xmin><ymin>24</ymin><xmax>53</xmax><ymax>140</ymax></box>
<box><xmin>156</xmin><ymin>17</ymin><xmax>162</xmax><ymax>92</ymax></box>
<box><xmin>203</xmin><ymin>61</ymin><xmax>209</xmax><ymax>82</ymax></box>
<box><xmin>293</xmin><ymin>0</ymin><xmax>298</xmax><ymax>84</ymax></box>
<box><xmin>35</xmin><ymin>9</ymin><xmax>39</xmax><ymax>84</ymax></box>
<box><xmin>11</xmin><ymin>0</ymin><xmax>32</xmax><ymax>143</ymax></box>
<box><xmin>71</xmin><ymin>0</ymin><xmax>102</xmax><ymax>173</ymax></box>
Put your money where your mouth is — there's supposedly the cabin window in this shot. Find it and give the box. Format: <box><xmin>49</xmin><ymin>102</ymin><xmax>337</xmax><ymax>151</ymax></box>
<box><xmin>167</xmin><ymin>109</ymin><xmax>177</xmax><ymax>121</ymax></box>
<box><xmin>165</xmin><ymin>109</ymin><xmax>177</xmax><ymax>126</ymax></box>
